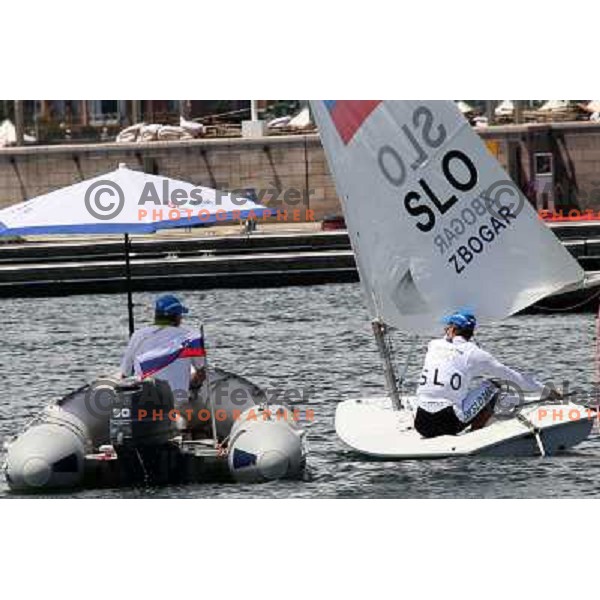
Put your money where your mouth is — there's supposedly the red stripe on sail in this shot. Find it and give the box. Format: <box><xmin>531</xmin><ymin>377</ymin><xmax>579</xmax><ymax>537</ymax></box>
<box><xmin>328</xmin><ymin>101</ymin><xmax>382</xmax><ymax>144</ymax></box>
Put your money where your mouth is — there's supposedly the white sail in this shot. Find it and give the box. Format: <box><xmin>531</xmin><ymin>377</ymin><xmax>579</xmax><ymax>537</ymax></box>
<box><xmin>311</xmin><ymin>101</ymin><xmax>584</xmax><ymax>333</ymax></box>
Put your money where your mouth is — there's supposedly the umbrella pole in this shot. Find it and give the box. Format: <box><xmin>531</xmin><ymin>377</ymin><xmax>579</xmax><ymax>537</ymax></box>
<box><xmin>124</xmin><ymin>233</ymin><xmax>135</xmax><ymax>337</ymax></box>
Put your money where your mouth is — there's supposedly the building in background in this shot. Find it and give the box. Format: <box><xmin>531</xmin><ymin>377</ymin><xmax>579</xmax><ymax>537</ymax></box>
<box><xmin>0</xmin><ymin>100</ymin><xmax>302</xmax><ymax>145</ymax></box>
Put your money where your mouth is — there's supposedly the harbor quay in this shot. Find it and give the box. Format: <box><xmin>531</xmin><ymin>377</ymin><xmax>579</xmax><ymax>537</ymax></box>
<box><xmin>2</xmin><ymin>121</ymin><xmax>600</xmax><ymax>220</ymax></box>
<box><xmin>0</xmin><ymin>134</ymin><xmax>339</xmax><ymax>220</ymax></box>
<box><xmin>2</xmin><ymin>120</ymin><xmax>600</xmax><ymax>299</ymax></box>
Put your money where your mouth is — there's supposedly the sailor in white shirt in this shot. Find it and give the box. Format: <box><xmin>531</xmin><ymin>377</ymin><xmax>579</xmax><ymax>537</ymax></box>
<box><xmin>120</xmin><ymin>294</ymin><xmax>206</xmax><ymax>404</ymax></box>
<box><xmin>414</xmin><ymin>311</ymin><xmax>545</xmax><ymax>438</ymax></box>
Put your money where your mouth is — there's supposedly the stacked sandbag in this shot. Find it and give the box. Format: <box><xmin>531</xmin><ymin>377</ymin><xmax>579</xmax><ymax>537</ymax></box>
<box><xmin>535</xmin><ymin>100</ymin><xmax>586</xmax><ymax>123</ymax></box>
<box><xmin>116</xmin><ymin>119</ymin><xmax>205</xmax><ymax>143</ymax></box>
<box><xmin>288</xmin><ymin>106</ymin><xmax>313</xmax><ymax>130</ymax></box>
<box><xmin>494</xmin><ymin>100</ymin><xmax>514</xmax><ymax>123</ymax></box>
<box><xmin>0</xmin><ymin>119</ymin><xmax>36</xmax><ymax>146</ymax></box>
<box><xmin>115</xmin><ymin>123</ymin><xmax>144</xmax><ymax>143</ymax></box>
<box><xmin>158</xmin><ymin>125</ymin><xmax>193</xmax><ymax>141</ymax></box>
<box><xmin>139</xmin><ymin>123</ymin><xmax>162</xmax><ymax>142</ymax></box>
<box><xmin>179</xmin><ymin>116</ymin><xmax>205</xmax><ymax>137</ymax></box>
<box><xmin>268</xmin><ymin>115</ymin><xmax>292</xmax><ymax>129</ymax></box>
<box><xmin>456</xmin><ymin>101</ymin><xmax>475</xmax><ymax>116</ymax></box>
<box><xmin>583</xmin><ymin>101</ymin><xmax>600</xmax><ymax>122</ymax></box>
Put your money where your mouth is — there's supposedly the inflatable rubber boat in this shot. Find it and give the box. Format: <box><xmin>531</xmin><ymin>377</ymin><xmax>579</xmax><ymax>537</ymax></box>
<box><xmin>3</xmin><ymin>367</ymin><xmax>307</xmax><ymax>492</ymax></box>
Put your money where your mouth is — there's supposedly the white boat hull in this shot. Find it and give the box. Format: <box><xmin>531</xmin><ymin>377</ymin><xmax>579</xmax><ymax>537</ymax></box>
<box><xmin>335</xmin><ymin>396</ymin><xmax>594</xmax><ymax>458</ymax></box>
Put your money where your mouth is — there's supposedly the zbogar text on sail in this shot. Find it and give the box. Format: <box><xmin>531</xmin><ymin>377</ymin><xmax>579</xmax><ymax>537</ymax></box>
<box><xmin>376</xmin><ymin>105</ymin><xmax>520</xmax><ymax>276</ymax></box>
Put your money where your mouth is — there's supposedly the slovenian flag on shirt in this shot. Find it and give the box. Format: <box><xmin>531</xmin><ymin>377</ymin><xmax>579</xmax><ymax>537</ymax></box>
<box><xmin>135</xmin><ymin>334</ymin><xmax>206</xmax><ymax>379</ymax></box>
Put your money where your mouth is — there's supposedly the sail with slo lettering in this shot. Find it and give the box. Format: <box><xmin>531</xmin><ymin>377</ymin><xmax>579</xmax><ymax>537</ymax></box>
<box><xmin>311</xmin><ymin>101</ymin><xmax>584</xmax><ymax>333</ymax></box>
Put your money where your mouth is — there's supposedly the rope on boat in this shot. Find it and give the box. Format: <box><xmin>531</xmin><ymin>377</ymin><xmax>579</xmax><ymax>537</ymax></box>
<box><xmin>398</xmin><ymin>335</ymin><xmax>419</xmax><ymax>394</ymax></box>
<box><xmin>381</xmin><ymin>328</ymin><xmax>418</xmax><ymax>390</ymax></box>
<box><xmin>516</xmin><ymin>414</ymin><xmax>546</xmax><ymax>457</ymax></box>
<box><xmin>134</xmin><ymin>448</ymin><xmax>149</xmax><ymax>485</ymax></box>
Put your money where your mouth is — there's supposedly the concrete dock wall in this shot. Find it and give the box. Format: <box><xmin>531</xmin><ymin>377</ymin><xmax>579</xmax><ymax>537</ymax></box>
<box><xmin>479</xmin><ymin>122</ymin><xmax>600</xmax><ymax>213</ymax></box>
<box><xmin>1</xmin><ymin>121</ymin><xmax>600</xmax><ymax>220</ymax></box>
<box><xmin>0</xmin><ymin>135</ymin><xmax>340</xmax><ymax>221</ymax></box>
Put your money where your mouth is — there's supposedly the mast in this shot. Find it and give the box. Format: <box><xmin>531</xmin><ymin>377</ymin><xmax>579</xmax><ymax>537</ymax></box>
<box><xmin>124</xmin><ymin>233</ymin><xmax>135</xmax><ymax>337</ymax></box>
<box><xmin>201</xmin><ymin>324</ymin><xmax>218</xmax><ymax>449</ymax></box>
<box><xmin>371</xmin><ymin>318</ymin><xmax>402</xmax><ymax>410</ymax></box>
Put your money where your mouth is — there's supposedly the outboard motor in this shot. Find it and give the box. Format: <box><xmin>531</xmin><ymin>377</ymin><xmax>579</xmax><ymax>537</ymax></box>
<box><xmin>110</xmin><ymin>378</ymin><xmax>180</xmax><ymax>485</ymax></box>
<box><xmin>227</xmin><ymin>405</ymin><xmax>306</xmax><ymax>483</ymax></box>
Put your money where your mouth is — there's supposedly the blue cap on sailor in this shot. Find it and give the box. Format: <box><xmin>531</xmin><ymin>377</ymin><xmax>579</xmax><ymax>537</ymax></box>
<box><xmin>155</xmin><ymin>294</ymin><xmax>189</xmax><ymax>317</ymax></box>
<box><xmin>442</xmin><ymin>311</ymin><xmax>477</xmax><ymax>330</ymax></box>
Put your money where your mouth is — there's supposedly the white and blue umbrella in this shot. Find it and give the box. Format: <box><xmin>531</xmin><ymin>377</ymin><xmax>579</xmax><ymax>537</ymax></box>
<box><xmin>0</xmin><ymin>163</ymin><xmax>269</xmax><ymax>235</ymax></box>
<box><xmin>0</xmin><ymin>163</ymin><xmax>271</xmax><ymax>334</ymax></box>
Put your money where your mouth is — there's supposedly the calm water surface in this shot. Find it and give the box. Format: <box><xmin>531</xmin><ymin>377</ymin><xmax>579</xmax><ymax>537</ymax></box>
<box><xmin>1</xmin><ymin>283</ymin><xmax>600</xmax><ymax>498</ymax></box>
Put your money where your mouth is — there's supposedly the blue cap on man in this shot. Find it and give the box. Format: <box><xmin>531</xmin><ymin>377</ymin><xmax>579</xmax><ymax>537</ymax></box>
<box><xmin>442</xmin><ymin>311</ymin><xmax>477</xmax><ymax>330</ymax></box>
<box><xmin>155</xmin><ymin>294</ymin><xmax>189</xmax><ymax>317</ymax></box>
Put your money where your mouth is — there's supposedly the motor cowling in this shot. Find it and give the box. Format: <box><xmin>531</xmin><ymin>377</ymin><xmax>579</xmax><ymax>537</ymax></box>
<box><xmin>110</xmin><ymin>378</ymin><xmax>175</xmax><ymax>448</ymax></box>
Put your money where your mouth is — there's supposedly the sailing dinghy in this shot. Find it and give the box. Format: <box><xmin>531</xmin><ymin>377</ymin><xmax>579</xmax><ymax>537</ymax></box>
<box><xmin>311</xmin><ymin>100</ymin><xmax>595</xmax><ymax>458</ymax></box>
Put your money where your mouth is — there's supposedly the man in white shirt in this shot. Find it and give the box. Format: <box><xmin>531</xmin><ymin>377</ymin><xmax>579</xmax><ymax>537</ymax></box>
<box><xmin>414</xmin><ymin>311</ymin><xmax>545</xmax><ymax>438</ymax></box>
<box><xmin>120</xmin><ymin>294</ymin><xmax>206</xmax><ymax>405</ymax></box>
